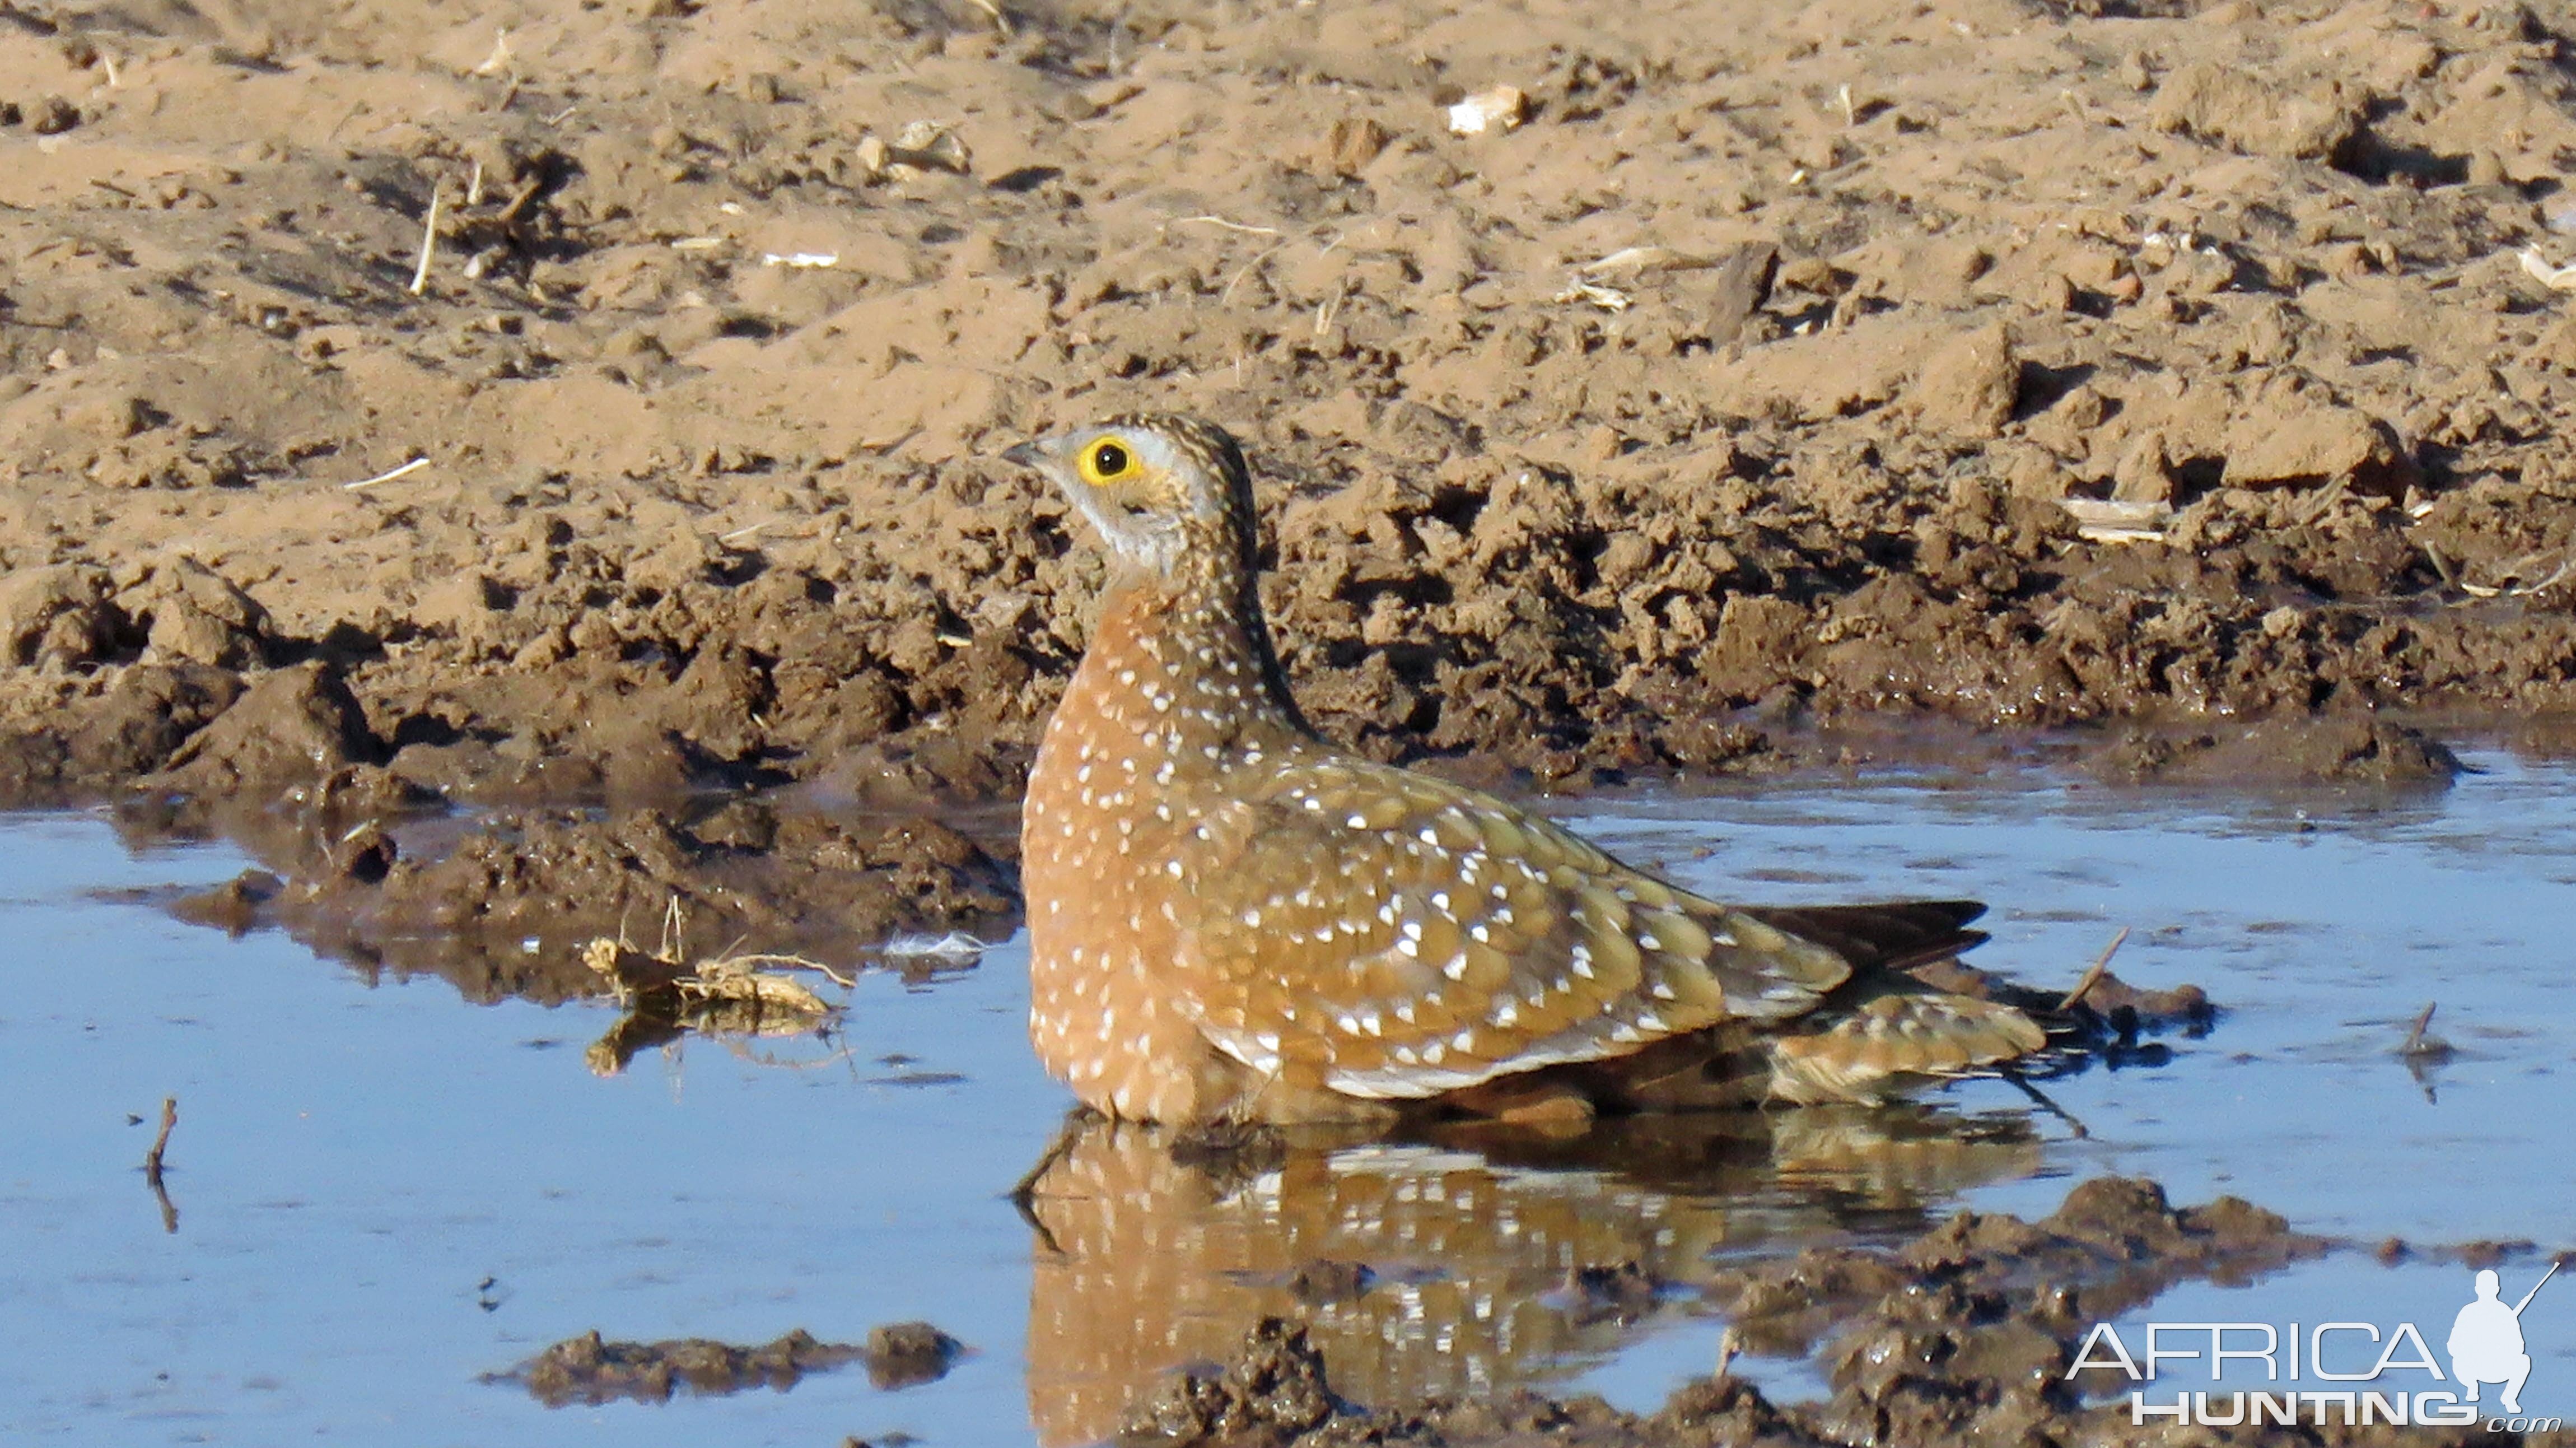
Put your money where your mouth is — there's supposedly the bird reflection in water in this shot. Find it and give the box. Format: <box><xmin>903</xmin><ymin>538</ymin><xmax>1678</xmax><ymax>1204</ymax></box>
<box><xmin>1019</xmin><ymin>1105</ymin><xmax>2042</xmax><ymax>1445</ymax></box>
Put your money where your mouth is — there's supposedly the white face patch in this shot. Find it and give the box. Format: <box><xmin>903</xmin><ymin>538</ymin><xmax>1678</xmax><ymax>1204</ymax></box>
<box><xmin>1037</xmin><ymin>426</ymin><xmax>1219</xmax><ymax>576</ymax></box>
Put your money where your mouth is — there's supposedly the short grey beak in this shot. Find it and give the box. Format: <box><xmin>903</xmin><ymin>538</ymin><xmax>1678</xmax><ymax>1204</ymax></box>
<box><xmin>1001</xmin><ymin>439</ymin><xmax>1050</xmax><ymax>469</ymax></box>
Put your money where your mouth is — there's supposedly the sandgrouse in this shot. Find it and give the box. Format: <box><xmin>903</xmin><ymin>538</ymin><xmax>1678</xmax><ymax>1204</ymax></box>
<box><xmin>1003</xmin><ymin>415</ymin><xmax>2045</xmax><ymax>1128</ymax></box>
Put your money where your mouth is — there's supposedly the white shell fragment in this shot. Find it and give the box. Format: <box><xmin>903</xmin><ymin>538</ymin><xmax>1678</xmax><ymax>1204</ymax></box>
<box><xmin>2057</xmin><ymin>497</ymin><xmax>2173</xmax><ymax>545</ymax></box>
<box><xmin>857</xmin><ymin>122</ymin><xmax>974</xmax><ymax>181</ymax></box>
<box><xmin>1579</xmin><ymin>245</ymin><xmax>1718</xmax><ymax>277</ymax></box>
<box><xmin>1552</xmin><ymin>279</ymin><xmax>1633</xmax><ymax>311</ymax></box>
<box><xmin>1446</xmin><ymin>86</ymin><xmax>1527</xmax><ymax>137</ymax></box>
<box><xmin>2517</xmin><ymin>246</ymin><xmax>2576</xmax><ymax>291</ymax></box>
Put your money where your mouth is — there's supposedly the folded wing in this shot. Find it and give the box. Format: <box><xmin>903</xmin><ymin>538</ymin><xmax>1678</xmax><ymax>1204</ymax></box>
<box><xmin>1170</xmin><ymin>757</ymin><xmax>1861</xmax><ymax>1100</ymax></box>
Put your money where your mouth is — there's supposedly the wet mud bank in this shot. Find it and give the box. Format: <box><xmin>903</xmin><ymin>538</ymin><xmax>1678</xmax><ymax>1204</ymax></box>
<box><xmin>501</xmin><ymin>1321</ymin><xmax>965</xmax><ymax>1406</ymax></box>
<box><xmin>108</xmin><ymin>721</ymin><xmax>2278</xmax><ymax>1016</ymax></box>
<box><xmin>151</xmin><ymin>788</ymin><xmax>1022</xmax><ymax>1004</ymax></box>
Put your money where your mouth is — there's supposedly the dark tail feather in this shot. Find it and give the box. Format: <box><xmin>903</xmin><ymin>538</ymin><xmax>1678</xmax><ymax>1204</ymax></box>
<box><xmin>1739</xmin><ymin>901</ymin><xmax>1987</xmax><ymax>976</ymax></box>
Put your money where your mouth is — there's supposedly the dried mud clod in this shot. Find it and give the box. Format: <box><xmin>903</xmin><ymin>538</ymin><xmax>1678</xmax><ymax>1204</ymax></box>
<box><xmin>1121</xmin><ymin>1318</ymin><xmax>1338</xmax><ymax>1443</ymax></box>
<box><xmin>865</xmin><ymin>1320</ymin><xmax>969</xmax><ymax>1390</ymax></box>
<box><xmin>505</xmin><ymin>1323</ymin><xmax>960</xmax><ymax>1407</ymax></box>
<box><xmin>1564</xmin><ymin>1261</ymin><xmax>1662</xmax><ymax>1327</ymax></box>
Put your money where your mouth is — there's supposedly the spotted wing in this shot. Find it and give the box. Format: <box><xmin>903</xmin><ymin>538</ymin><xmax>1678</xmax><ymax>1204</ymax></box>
<box><xmin>1763</xmin><ymin>988</ymin><xmax>2048</xmax><ymax>1104</ymax></box>
<box><xmin>1169</xmin><ymin>757</ymin><xmax>1855</xmax><ymax>1100</ymax></box>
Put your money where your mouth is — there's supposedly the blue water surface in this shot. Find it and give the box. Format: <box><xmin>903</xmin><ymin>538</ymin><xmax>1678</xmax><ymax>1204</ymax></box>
<box><xmin>2</xmin><ymin>748</ymin><xmax>2570</xmax><ymax>1444</ymax></box>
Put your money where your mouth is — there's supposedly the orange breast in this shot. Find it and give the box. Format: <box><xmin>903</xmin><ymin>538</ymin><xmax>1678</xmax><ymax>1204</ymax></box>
<box><xmin>1021</xmin><ymin>586</ymin><xmax>1240</xmax><ymax>1123</ymax></box>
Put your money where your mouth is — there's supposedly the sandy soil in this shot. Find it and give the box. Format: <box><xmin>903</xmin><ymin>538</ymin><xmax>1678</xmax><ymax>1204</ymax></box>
<box><xmin>8</xmin><ymin>0</ymin><xmax>2576</xmax><ymax>827</ymax></box>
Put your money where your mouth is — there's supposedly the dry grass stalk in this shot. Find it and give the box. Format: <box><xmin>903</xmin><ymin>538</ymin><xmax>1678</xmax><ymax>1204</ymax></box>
<box><xmin>408</xmin><ymin>179</ymin><xmax>444</xmax><ymax>295</ymax></box>
<box><xmin>2057</xmin><ymin>927</ymin><xmax>2130</xmax><ymax>1012</ymax></box>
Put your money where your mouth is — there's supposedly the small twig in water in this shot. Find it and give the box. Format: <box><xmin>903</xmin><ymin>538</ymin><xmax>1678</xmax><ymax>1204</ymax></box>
<box><xmin>660</xmin><ymin>896</ymin><xmax>687</xmax><ymax>962</ymax></box>
<box><xmin>142</xmin><ymin>1097</ymin><xmax>177</xmax><ymax>1184</ymax></box>
<box><xmin>2058</xmin><ymin>926</ymin><xmax>2130</xmax><ymax>1012</ymax></box>
<box><xmin>142</xmin><ymin>1097</ymin><xmax>179</xmax><ymax>1233</ymax></box>
<box><xmin>1007</xmin><ymin>1106</ymin><xmax>1099</xmax><ymax>1252</ymax></box>
<box><xmin>2400</xmin><ymin>1002</ymin><xmax>2443</xmax><ymax>1057</ymax></box>
<box><xmin>726</xmin><ymin>952</ymin><xmax>858</xmax><ymax>989</ymax></box>
<box><xmin>408</xmin><ymin>179</ymin><xmax>445</xmax><ymax>295</ymax></box>
<box><xmin>1998</xmin><ymin>1068</ymin><xmax>2090</xmax><ymax>1139</ymax></box>
<box><xmin>342</xmin><ymin>457</ymin><xmax>430</xmax><ymax>490</ymax></box>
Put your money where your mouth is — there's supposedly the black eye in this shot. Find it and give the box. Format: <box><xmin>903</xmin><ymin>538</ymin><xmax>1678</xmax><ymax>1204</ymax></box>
<box><xmin>1090</xmin><ymin>441</ymin><xmax>1130</xmax><ymax>477</ymax></box>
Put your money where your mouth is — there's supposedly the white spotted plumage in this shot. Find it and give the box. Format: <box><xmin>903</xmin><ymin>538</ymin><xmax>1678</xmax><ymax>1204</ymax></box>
<box><xmin>1009</xmin><ymin>415</ymin><xmax>2033</xmax><ymax>1125</ymax></box>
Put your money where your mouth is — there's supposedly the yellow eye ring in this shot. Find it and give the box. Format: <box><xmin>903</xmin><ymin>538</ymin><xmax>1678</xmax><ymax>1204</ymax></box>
<box><xmin>1079</xmin><ymin>437</ymin><xmax>1134</xmax><ymax>484</ymax></box>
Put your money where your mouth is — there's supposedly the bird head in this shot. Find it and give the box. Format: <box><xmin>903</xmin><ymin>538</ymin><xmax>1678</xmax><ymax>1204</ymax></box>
<box><xmin>1003</xmin><ymin>414</ymin><xmax>1257</xmax><ymax>580</ymax></box>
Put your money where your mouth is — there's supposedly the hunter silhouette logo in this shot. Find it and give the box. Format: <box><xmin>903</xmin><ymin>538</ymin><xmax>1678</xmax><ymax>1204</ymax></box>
<box><xmin>2452</xmin><ymin>1263</ymin><xmax>2556</xmax><ymax>1416</ymax></box>
<box><xmin>2068</xmin><ymin>1260</ymin><xmax>2564</xmax><ymax>1428</ymax></box>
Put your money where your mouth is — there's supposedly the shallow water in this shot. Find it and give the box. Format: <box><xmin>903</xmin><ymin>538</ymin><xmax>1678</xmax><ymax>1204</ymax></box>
<box><xmin>3</xmin><ymin>751</ymin><xmax>2573</xmax><ymax>1444</ymax></box>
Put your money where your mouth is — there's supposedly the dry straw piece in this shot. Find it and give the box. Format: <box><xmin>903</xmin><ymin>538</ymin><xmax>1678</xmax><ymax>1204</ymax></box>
<box><xmin>580</xmin><ymin>937</ymin><xmax>839</xmax><ymax>1017</ymax></box>
<box><xmin>407</xmin><ymin>179</ymin><xmax>444</xmax><ymax>295</ymax></box>
<box><xmin>577</xmin><ymin>914</ymin><xmax>847</xmax><ymax>1077</ymax></box>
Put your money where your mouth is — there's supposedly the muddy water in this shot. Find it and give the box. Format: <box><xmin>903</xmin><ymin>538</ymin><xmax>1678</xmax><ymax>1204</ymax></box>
<box><xmin>4</xmin><ymin>752</ymin><xmax>2573</xmax><ymax>1444</ymax></box>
